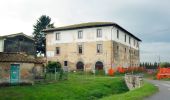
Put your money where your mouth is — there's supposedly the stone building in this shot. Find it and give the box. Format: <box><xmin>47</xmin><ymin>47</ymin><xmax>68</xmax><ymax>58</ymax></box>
<box><xmin>0</xmin><ymin>33</ymin><xmax>35</xmax><ymax>55</ymax></box>
<box><xmin>43</xmin><ymin>22</ymin><xmax>141</xmax><ymax>73</ymax></box>
<box><xmin>0</xmin><ymin>52</ymin><xmax>45</xmax><ymax>84</ymax></box>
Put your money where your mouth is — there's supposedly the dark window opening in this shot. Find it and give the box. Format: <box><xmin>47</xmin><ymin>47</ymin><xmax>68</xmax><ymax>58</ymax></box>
<box><xmin>78</xmin><ymin>45</ymin><xmax>83</xmax><ymax>54</ymax></box>
<box><xmin>117</xmin><ymin>30</ymin><xmax>119</xmax><ymax>39</ymax></box>
<box><xmin>97</xmin><ymin>44</ymin><xmax>102</xmax><ymax>53</ymax></box>
<box><xmin>56</xmin><ymin>47</ymin><xmax>60</xmax><ymax>55</ymax></box>
<box><xmin>64</xmin><ymin>61</ymin><xmax>68</xmax><ymax>66</ymax></box>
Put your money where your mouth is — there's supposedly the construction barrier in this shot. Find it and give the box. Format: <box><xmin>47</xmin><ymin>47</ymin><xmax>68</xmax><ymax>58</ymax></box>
<box><xmin>157</xmin><ymin>68</ymin><xmax>170</xmax><ymax>80</ymax></box>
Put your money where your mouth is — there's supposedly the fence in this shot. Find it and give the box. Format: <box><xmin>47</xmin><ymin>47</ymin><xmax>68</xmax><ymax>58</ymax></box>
<box><xmin>157</xmin><ymin>68</ymin><xmax>170</xmax><ymax>79</ymax></box>
<box><xmin>33</xmin><ymin>67</ymin><xmax>68</xmax><ymax>83</ymax></box>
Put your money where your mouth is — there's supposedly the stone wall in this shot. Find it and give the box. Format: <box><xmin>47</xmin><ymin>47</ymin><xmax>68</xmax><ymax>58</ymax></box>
<box><xmin>46</xmin><ymin>40</ymin><xmax>140</xmax><ymax>73</ymax></box>
<box><xmin>113</xmin><ymin>40</ymin><xmax>140</xmax><ymax>67</ymax></box>
<box><xmin>124</xmin><ymin>74</ymin><xmax>143</xmax><ymax>90</ymax></box>
<box><xmin>47</xmin><ymin>41</ymin><xmax>112</xmax><ymax>72</ymax></box>
<box><xmin>0</xmin><ymin>62</ymin><xmax>43</xmax><ymax>84</ymax></box>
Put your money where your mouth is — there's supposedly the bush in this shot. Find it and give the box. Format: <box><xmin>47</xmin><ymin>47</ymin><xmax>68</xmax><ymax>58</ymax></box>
<box><xmin>160</xmin><ymin>62</ymin><xmax>170</xmax><ymax>68</ymax></box>
<box><xmin>47</xmin><ymin>61</ymin><xmax>61</xmax><ymax>73</ymax></box>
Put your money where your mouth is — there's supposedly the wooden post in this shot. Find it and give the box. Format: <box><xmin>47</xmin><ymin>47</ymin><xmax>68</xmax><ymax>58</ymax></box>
<box><xmin>55</xmin><ymin>67</ymin><xmax>56</xmax><ymax>80</ymax></box>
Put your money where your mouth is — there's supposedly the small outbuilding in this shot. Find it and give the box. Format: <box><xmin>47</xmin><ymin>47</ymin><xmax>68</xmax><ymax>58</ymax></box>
<box><xmin>0</xmin><ymin>52</ymin><xmax>45</xmax><ymax>85</ymax></box>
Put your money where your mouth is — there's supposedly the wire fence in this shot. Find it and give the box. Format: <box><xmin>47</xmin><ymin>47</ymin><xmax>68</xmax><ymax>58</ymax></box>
<box><xmin>33</xmin><ymin>67</ymin><xmax>68</xmax><ymax>83</ymax></box>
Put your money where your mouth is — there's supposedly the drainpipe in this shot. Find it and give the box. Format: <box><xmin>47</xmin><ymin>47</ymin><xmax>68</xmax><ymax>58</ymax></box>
<box><xmin>111</xmin><ymin>26</ymin><xmax>114</xmax><ymax>69</ymax></box>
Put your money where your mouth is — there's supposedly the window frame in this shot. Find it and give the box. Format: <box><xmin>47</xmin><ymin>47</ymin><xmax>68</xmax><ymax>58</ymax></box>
<box><xmin>97</xmin><ymin>43</ymin><xmax>103</xmax><ymax>53</ymax></box>
<box><xmin>78</xmin><ymin>30</ymin><xmax>83</xmax><ymax>39</ymax></box>
<box><xmin>129</xmin><ymin>37</ymin><xmax>131</xmax><ymax>44</ymax></box>
<box><xmin>97</xmin><ymin>29</ymin><xmax>102</xmax><ymax>38</ymax></box>
<box><xmin>117</xmin><ymin>30</ymin><xmax>119</xmax><ymax>39</ymax></box>
<box><xmin>78</xmin><ymin>44</ymin><xmax>83</xmax><ymax>54</ymax></box>
<box><xmin>56</xmin><ymin>47</ymin><xmax>60</xmax><ymax>55</ymax></box>
<box><xmin>56</xmin><ymin>32</ymin><xmax>60</xmax><ymax>40</ymax></box>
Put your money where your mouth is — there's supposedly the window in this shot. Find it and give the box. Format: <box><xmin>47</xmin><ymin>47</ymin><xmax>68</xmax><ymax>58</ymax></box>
<box><xmin>56</xmin><ymin>47</ymin><xmax>60</xmax><ymax>55</ymax></box>
<box><xmin>134</xmin><ymin>39</ymin><xmax>135</xmax><ymax>46</ymax></box>
<box><xmin>97</xmin><ymin>44</ymin><xmax>103</xmax><ymax>53</ymax></box>
<box><xmin>78</xmin><ymin>31</ymin><xmax>83</xmax><ymax>39</ymax></box>
<box><xmin>125</xmin><ymin>34</ymin><xmax>126</xmax><ymax>42</ymax></box>
<box><xmin>78</xmin><ymin>44</ymin><xmax>83</xmax><ymax>54</ymax></box>
<box><xmin>117</xmin><ymin>30</ymin><xmax>119</xmax><ymax>39</ymax></box>
<box><xmin>117</xmin><ymin>46</ymin><xmax>119</xmax><ymax>52</ymax></box>
<box><xmin>137</xmin><ymin>42</ymin><xmax>139</xmax><ymax>48</ymax></box>
<box><xmin>64</xmin><ymin>61</ymin><xmax>68</xmax><ymax>66</ymax></box>
<box><xmin>129</xmin><ymin>37</ymin><xmax>131</xmax><ymax>44</ymax></box>
<box><xmin>56</xmin><ymin>33</ymin><xmax>60</xmax><ymax>40</ymax></box>
<box><xmin>97</xmin><ymin>29</ymin><xmax>102</xmax><ymax>38</ymax></box>
<box><xmin>125</xmin><ymin>48</ymin><xmax>126</xmax><ymax>53</ymax></box>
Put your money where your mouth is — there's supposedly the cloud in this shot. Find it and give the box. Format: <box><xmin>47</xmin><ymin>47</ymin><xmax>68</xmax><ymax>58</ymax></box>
<box><xmin>140</xmin><ymin>42</ymin><xmax>170</xmax><ymax>62</ymax></box>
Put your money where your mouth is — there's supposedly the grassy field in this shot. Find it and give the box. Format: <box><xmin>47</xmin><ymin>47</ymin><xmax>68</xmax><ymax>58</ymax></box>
<box><xmin>100</xmin><ymin>82</ymin><xmax>158</xmax><ymax>100</ymax></box>
<box><xmin>0</xmin><ymin>74</ymin><xmax>129</xmax><ymax>100</ymax></box>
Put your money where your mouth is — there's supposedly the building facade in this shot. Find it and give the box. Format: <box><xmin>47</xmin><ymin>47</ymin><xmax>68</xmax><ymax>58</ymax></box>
<box><xmin>43</xmin><ymin>22</ymin><xmax>141</xmax><ymax>73</ymax></box>
<box><xmin>0</xmin><ymin>33</ymin><xmax>35</xmax><ymax>55</ymax></box>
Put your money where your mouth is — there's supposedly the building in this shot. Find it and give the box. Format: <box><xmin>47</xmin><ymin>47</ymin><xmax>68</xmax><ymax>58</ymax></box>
<box><xmin>0</xmin><ymin>52</ymin><xmax>45</xmax><ymax>84</ymax></box>
<box><xmin>43</xmin><ymin>22</ymin><xmax>141</xmax><ymax>73</ymax></box>
<box><xmin>0</xmin><ymin>33</ymin><xmax>35</xmax><ymax>55</ymax></box>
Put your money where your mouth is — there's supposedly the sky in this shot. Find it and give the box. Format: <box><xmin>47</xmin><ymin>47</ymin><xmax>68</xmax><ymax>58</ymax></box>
<box><xmin>0</xmin><ymin>0</ymin><xmax>170</xmax><ymax>63</ymax></box>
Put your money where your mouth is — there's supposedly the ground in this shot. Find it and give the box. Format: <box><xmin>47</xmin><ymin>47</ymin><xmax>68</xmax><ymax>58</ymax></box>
<box><xmin>0</xmin><ymin>74</ymin><xmax>129</xmax><ymax>100</ymax></box>
<box><xmin>145</xmin><ymin>79</ymin><xmax>170</xmax><ymax>100</ymax></box>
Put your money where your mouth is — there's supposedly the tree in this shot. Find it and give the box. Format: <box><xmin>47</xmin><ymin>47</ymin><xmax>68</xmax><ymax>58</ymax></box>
<box><xmin>33</xmin><ymin>15</ymin><xmax>54</xmax><ymax>56</ymax></box>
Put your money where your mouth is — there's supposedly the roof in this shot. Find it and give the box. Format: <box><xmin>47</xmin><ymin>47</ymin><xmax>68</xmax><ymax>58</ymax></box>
<box><xmin>0</xmin><ymin>52</ymin><xmax>45</xmax><ymax>64</ymax></box>
<box><xmin>0</xmin><ymin>32</ymin><xmax>34</xmax><ymax>41</ymax></box>
<box><xmin>43</xmin><ymin>22</ymin><xmax>141</xmax><ymax>41</ymax></box>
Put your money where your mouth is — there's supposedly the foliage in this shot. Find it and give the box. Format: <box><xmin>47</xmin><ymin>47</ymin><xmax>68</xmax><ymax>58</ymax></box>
<box><xmin>33</xmin><ymin>15</ymin><xmax>54</xmax><ymax>56</ymax></box>
<box><xmin>140</xmin><ymin>62</ymin><xmax>159</xmax><ymax>69</ymax></box>
<box><xmin>47</xmin><ymin>61</ymin><xmax>61</xmax><ymax>73</ymax></box>
<box><xmin>95</xmin><ymin>70</ymin><xmax>105</xmax><ymax>75</ymax></box>
<box><xmin>0</xmin><ymin>74</ymin><xmax>129</xmax><ymax>100</ymax></box>
<box><xmin>100</xmin><ymin>82</ymin><xmax>158</xmax><ymax>100</ymax></box>
<box><xmin>160</xmin><ymin>62</ymin><xmax>170</xmax><ymax>68</ymax></box>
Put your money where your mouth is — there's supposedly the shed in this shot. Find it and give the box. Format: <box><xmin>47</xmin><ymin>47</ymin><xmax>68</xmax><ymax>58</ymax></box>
<box><xmin>0</xmin><ymin>52</ymin><xmax>45</xmax><ymax>84</ymax></box>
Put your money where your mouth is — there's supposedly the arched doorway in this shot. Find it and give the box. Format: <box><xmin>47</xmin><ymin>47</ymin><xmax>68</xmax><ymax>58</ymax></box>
<box><xmin>76</xmin><ymin>61</ymin><xmax>84</xmax><ymax>71</ymax></box>
<box><xmin>95</xmin><ymin>61</ymin><xmax>103</xmax><ymax>70</ymax></box>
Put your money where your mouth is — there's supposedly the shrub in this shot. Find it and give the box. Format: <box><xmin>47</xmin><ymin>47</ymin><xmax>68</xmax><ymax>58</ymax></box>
<box><xmin>160</xmin><ymin>62</ymin><xmax>170</xmax><ymax>68</ymax></box>
<box><xmin>47</xmin><ymin>61</ymin><xmax>61</xmax><ymax>73</ymax></box>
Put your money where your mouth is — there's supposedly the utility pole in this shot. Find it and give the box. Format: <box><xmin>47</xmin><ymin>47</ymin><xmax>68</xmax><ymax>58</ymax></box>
<box><xmin>158</xmin><ymin>55</ymin><xmax>161</xmax><ymax>67</ymax></box>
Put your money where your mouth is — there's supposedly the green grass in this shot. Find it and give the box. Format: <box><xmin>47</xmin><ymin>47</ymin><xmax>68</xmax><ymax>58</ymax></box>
<box><xmin>0</xmin><ymin>74</ymin><xmax>128</xmax><ymax>100</ymax></box>
<box><xmin>100</xmin><ymin>82</ymin><xmax>158</xmax><ymax>100</ymax></box>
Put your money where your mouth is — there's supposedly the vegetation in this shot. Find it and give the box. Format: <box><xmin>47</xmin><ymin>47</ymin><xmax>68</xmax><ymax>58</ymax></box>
<box><xmin>100</xmin><ymin>82</ymin><xmax>158</xmax><ymax>100</ymax></box>
<box><xmin>160</xmin><ymin>62</ymin><xmax>170</xmax><ymax>68</ymax></box>
<box><xmin>47</xmin><ymin>61</ymin><xmax>61</xmax><ymax>73</ymax></box>
<box><xmin>140</xmin><ymin>62</ymin><xmax>159</xmax><ymax>69</ymax></box>
<box><xmin>33</xmin><ymin>15</ymin><xmax>54</xmax><ymax>56</ymax></box>
<box><xmin>0</xmin><ymin>74</ymin><xmax>129</xmax><ymax>100</ymax></box>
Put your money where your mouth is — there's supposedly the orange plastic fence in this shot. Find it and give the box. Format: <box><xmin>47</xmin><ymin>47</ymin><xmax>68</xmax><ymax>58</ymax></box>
<box><xmin>157</xmin><ymin>68</ymin><xmax>170</xmax><ymax>80</ymax></box>
<box><xmin>108</xmin><ymin>68</ymin><xmax>115</xmax><ymax>76</ymax></box>
<box><xmin>117</xmin><ymin>67</ymin><xmax>125</xmax><ymax>73</ymax></box>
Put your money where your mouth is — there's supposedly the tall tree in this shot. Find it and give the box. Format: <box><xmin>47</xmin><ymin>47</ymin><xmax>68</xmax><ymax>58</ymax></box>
<box><xmin>33</xmin><ymin>15</ymin><xmax>54</xmax><ymax>56</ymax></box>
